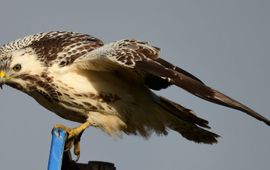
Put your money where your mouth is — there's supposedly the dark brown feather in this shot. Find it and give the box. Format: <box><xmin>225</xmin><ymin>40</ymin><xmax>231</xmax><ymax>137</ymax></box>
<box><xmin>158</xmin><ymin>96</ymin><xmax>210</xmax><ymax>128</ymax></box>
<box><xmin>136</xmin><ymin>59</ymin><xmax>270</xmax><ymax>126</ymax></box>
<box><xmin>144</xmin><ymin>74</ymin><xmax>172</xmax><ymax>90</ymax></box>
<box><xmin>29</xmin><ymin>31</ymin><xmax>104</xmax><ymax>66</ymax></box>
<box><xmin>158</xmin><ymin>96</ymin><xmax>218</xmax><ymax>144</ymax></box>
<box><xmin>156</xmin><ymin>58</ymin><xmax>205</xmax><ymax>84</ymax></box>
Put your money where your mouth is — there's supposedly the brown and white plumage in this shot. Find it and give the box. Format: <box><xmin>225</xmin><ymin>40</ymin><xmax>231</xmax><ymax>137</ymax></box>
<box><xmin>0</xmin><ymin>31</ymin><xmax>269</xmax><ymax>147</ymax></box>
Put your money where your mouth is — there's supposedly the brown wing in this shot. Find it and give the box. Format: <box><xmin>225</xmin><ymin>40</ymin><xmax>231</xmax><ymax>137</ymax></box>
<box><xmin>143</xmin><ymin>58</ymin><xmax>205</xmax><ymax>90</ymax></box>
<box><xmin>27</xmin><ymin>31</ymin><xmax>104</xmax><ymax>66</ymax></box>
<box><xmin>73</xmin><ymin>39</ymin><xmax>270</xmax><ymax>126</ymax></box>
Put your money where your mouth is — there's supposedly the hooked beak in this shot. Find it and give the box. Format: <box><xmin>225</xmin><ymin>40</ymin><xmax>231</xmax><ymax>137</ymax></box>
<box><xmin>0</xmin><ymin>70</ymin><xmax>7</xmax><ymax>89</ymax></box>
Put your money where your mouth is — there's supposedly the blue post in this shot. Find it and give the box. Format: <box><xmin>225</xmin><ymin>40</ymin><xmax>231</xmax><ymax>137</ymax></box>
<box><xmin>47</xmin><ymin>128</ymin><xmax>116</xmax><ymax>169</ymax></box>
<box><xmin>48</xmin><ymin>128</ymin><xmax>67</xmax><ymax>170</ymax></box>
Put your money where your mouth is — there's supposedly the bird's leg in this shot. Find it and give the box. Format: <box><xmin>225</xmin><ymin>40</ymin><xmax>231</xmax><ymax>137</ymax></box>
<box><xmin>54</xmin><ymin>120</ymin><xmax>93</xmax><ymax>160</ymax></box>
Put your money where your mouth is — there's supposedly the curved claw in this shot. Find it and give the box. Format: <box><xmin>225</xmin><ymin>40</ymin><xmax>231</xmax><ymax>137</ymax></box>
<box><xmin>66</xmin><ymin>130</ymin><xmax>84</xmax><ymax>161</ymax></box>
<box><xmin>53</xmin><ymin>122</ymin><xmax>92</xmax><ymax>161</ymax></box>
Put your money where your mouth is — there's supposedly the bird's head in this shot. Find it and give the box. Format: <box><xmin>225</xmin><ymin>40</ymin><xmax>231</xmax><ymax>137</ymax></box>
<box><xmin>0</xmin><ymin>49</ymin><xmax>45</xmax><ymax>91</ymax></box>
<box><xmin>0</xmin><ymin>31</ymin><xmax>103</xmax><ymax>91</ymax></box>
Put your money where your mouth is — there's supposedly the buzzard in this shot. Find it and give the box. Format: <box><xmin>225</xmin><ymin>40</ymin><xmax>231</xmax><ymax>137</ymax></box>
<box><xmin>0</xmin><ymin>31</ymin><xmax>269</xmax><ymax>157</ymax></box>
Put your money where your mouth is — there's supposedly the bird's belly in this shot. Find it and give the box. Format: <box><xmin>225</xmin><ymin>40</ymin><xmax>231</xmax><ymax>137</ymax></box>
<box><xmin>36</xmin><ymin>69</ymin><xmax>151</xmax><ymax>125</ymax></box>
<box><xmin>47</xmin><ymin>69</ymin><xmax>135</xmax><ymax>119</ymax></box>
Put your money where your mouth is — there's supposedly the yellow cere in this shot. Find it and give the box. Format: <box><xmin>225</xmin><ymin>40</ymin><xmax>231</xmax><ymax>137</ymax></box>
<box><xmin>0</xmin><ymin>71</ymin><xmax>6</xmax><ymax>78</ymax></box>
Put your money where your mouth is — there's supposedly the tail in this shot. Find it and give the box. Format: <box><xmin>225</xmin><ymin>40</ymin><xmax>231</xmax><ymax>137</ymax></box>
<box><xmin>156</xmin><ymin>96</ymin><xmax>219</xmax><ymax>144</ymax></box>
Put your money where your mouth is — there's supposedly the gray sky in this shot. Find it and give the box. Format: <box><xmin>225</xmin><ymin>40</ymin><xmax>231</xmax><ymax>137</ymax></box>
<box><xmin>0</xmin><ymin>0</ymin><xmax>269</xmax><ymax>170</ymax></box>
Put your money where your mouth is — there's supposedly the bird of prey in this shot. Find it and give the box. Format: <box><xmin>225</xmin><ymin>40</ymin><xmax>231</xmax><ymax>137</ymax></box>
<box><xmin>0</xmin><ymin>31</ymin><xmax>269</xmax><ymax>158</ymax></box>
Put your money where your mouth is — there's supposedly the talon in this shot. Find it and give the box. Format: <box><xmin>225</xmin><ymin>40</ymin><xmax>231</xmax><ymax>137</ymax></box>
<box><xmin>53</xmin><ymin>121</ymin><xmax>92</xmax><ymax>161</ymax></box>
<box><xmin>64</xmin><ymin>138</ymin><xmax>74</xmax><ymax>152</ymax></box>
<box><xmin>73</xmin><ymin>130</ymin><xmax>84</xmax><ymax>158</ymax></box>
<box><xmin>73</xmin><ymin>140</ymin><xmax>80</xmax><ymax>161</ymax></box>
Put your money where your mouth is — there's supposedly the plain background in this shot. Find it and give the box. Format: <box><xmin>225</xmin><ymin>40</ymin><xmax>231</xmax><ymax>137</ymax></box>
<box><xmin>0</xmin><ymin>0</ymin><xmax>269</xmax><ymax>170</ymax></box>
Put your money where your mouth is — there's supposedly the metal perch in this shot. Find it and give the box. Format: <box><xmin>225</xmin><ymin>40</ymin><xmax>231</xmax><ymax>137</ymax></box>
<box><xmin>48</xmin><ymin>128</ymin><xmax>116</xmax><ymax>170</ymax></box>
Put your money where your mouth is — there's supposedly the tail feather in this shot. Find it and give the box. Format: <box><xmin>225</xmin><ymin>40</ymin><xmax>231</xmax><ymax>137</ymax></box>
<box><xmin>159</xmin><ymin>96</ymin><xmax>210</xmax><ymax>128</ymax></box>
<box><xmin>156</xmin><ymin>96</ymin><xmax>219</xmax><ymax>144</ymax></box>
<box><xmin>169</xmin><ymin>120</ymin><xmax>219</xmax><ymax>144</ymax></box>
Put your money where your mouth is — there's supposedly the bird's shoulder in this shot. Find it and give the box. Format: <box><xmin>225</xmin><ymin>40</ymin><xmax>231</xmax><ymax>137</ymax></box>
<box><xmin>30</xmin><ymin>31</ymin><xmax>104</xmax><ymax>66</ymax></box>
<box><xmin>1</xmin><ymin>31</ymin><xmax>104</xmax><ymax>66</ymax></box>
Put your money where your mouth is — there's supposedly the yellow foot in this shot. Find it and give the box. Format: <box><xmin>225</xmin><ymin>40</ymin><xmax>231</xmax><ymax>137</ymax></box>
<box><xmin>54</xmin><ymin>121</ymin><xmax>93</xmax><ymax>161</ymax></box>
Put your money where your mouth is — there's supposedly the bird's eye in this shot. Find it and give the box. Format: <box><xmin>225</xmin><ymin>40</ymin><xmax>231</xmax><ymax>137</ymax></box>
<box><xmin>12</xmin><ymin>64</ymin><xmax>22</xmax><ymax>72</ymax></box>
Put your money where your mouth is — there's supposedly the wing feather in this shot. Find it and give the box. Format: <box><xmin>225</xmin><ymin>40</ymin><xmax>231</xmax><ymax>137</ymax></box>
<box><xmin>73</xmin><ymin>39</ymin><xmax>270</xmax><ymax>126</ymax></box>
